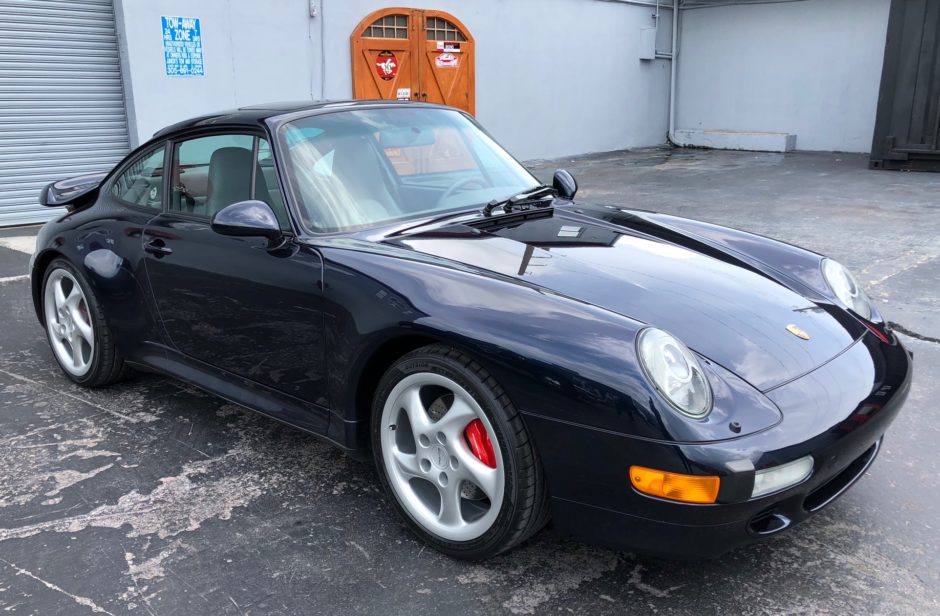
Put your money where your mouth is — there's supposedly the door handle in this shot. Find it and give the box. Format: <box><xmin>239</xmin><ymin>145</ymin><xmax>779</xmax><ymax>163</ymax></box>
<box><xmin>144</xmin><ymin>238</ymin><xmax>173</xmax><ymax>257</ymax></box>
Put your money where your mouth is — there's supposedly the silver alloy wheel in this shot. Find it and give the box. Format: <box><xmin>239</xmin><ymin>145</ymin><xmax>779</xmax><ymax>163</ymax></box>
<box><xmin>380</xmin><ymin>372</ymin><xmax>505</xmax><ymax>542</ymax></box>
<box><xmin>43</xmin><ymin>268</ymin><xmax>95</xmax><ymax>377</ymax></box>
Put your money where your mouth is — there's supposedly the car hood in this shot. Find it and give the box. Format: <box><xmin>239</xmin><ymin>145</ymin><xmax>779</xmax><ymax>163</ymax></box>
<box><xmin>386</xmin><ymin>206</ymin><xmax>860</xmax><ymax>392</ymax></box>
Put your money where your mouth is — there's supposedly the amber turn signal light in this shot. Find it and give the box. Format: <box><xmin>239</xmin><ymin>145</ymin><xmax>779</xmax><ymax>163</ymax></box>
<box><xmin>629</xmin><ymin>466</ymin><xmax>720</xmax><ymax>504</ymax></box>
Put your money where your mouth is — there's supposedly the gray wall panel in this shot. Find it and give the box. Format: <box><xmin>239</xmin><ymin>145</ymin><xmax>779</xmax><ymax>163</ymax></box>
<box><xmin>676</xmin><ymin>0</ymin><xmax>890</xmax><ymax>153</ymax></box>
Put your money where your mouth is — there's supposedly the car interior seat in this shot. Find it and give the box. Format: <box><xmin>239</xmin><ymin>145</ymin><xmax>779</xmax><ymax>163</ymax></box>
<box><xmin>328</xmin><ymin>136</ymin><xmax>402</xmax><ymax>226</ymax></box>
<box><xmin>204</xmin><ymin>147</ymin><xmax>291</xmax><ymax>227</ymax></box>
<box><xmin>205</xmin><ymin>147</ymin><xmax>255</xmax><ymax>218</ymax></box>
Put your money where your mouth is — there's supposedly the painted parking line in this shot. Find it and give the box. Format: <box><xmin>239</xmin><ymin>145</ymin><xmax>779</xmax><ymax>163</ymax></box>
<box><xmin>0</xmin><ymin>274</ymin><xmax>29</xmax><ymax>284</ymax></box>
<box><xmin>0</xmin><ymin>236</ymin><xmax>36</xmax><ymax>255</ymax></box>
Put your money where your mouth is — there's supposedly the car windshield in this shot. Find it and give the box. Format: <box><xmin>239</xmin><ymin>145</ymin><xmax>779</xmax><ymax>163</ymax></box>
<box><xmin>279</xmin><ymin>107</ymin><xmax>540</xmax><ymax>233</ymax></box>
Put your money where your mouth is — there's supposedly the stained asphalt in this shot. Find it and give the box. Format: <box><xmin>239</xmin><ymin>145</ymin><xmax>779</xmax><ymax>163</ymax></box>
<box><xmin>0</xmin><ymin>148</ymin><xmax>938</xmax><ymax>615</ymax></box>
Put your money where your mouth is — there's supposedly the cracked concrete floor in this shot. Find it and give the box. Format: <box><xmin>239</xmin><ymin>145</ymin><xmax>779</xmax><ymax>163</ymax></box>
<box><xmin>1</xmin><ymin>148</ymin><xmax>938</xmax><ymax>615</ymax></box>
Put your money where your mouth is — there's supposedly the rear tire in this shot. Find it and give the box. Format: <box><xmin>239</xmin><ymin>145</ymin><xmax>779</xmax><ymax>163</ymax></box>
<box><xmin>372</xmin><ymin>344</ymin><xmax>550</xmax><ymax>559</ymax></box>
<box><xmin>41</xmin><ymin>258</ymin><xmax>130</xmax><ymax>387</ymax></box>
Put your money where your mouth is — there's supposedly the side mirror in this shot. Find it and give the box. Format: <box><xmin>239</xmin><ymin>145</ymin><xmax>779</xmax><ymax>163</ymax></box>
<box><xmin>210</xmin><ymin>200</ymin><xmax>282</xmax><ymax>243</ymax></box>
<box><xmin>553</xmin><ymin>169</ymin><xmax>578</xmax><ymax>200</ymax></box>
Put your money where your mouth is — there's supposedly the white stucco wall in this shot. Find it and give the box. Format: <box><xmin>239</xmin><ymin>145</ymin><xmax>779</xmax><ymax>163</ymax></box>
<box><xmin>675</xmin><ymin>0</ymin><xmax>890</xmax><ymax>153</ymax></box>
<box><xmin>114</xmin><ymin>0</ymin><xmax>316</xmax><ymax>147</ymax></box>
<box><xmin>115</xmin><ymin>0</ymin><xmax>673</xmax><ymax>160</ymax></box>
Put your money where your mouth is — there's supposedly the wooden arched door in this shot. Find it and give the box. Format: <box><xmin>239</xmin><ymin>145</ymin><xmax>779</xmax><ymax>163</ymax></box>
<box><xmin>351</xmin><ymin>8</ymin><xmax>475</xmax><ymax>114</ymax></box>
<box><xmin>419</xmin><ymin>11</ymin><xmax>475</xmax><ymax>114</ymax></box>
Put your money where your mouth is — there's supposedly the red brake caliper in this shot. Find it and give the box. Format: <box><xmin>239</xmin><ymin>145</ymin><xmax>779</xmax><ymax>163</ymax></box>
<box><xmin>464</xmin><ymin>419</ymin><xmax>496</xmax><ymax>468</ymax></box>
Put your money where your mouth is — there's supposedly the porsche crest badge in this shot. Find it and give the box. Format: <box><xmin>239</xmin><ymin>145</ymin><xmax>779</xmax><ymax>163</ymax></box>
<box><xmin>786</xmin><ymin>324</ymin><xmax>810</xmax><ymax>340</ymax></box>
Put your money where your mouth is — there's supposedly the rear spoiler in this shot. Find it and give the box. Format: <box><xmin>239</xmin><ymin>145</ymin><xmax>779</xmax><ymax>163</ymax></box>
<box><xmin>39</xmin><ymin>171</ymin><xmax>108</xmax><ymax>209</ymax></box>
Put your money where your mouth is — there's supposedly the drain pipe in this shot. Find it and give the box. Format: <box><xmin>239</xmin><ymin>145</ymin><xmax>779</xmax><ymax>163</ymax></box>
<box><xmin>667</xmin><ymin>0</ymin><xmax>687</xmax><ymax>146</ymax></box>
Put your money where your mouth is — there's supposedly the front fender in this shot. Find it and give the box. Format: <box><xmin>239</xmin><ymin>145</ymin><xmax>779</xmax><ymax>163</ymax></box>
<box><xmin>641</xmin><ymin>212</ymin><xmax>891</xmax><ymax>325</ymax></box>
<box><xmin>321</xmin><ymin>245</ymin><xmax>781</xmax><ymax>445</ymax></box>
<box><xmin>640</xmin><ymin>211</ymin><xmax>831</xmax><ymax>300</ymax></box>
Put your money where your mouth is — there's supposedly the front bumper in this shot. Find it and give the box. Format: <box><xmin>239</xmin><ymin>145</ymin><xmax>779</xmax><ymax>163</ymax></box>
<box><xmin>523</xmin><ymin>333</ymin><xmax>912</xmax><ymax>559</ymax></box>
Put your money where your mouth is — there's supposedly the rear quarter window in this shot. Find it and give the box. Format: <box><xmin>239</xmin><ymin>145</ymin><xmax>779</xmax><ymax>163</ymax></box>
<box><xmin>110</xmin><ymin>146</ymin><xmax>166</xmax><ymax>209</ymax></box>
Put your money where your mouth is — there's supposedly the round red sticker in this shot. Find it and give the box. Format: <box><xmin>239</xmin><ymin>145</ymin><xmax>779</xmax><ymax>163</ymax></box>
<box><xmin>375</xmin><ymin>51</ymin><xmax>398</xmax><ymax>81</ymax></box>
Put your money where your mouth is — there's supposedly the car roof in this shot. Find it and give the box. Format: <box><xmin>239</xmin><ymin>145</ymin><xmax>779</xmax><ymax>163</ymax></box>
<box><xmin>152</xmin><ymin>99</ymin><xmax>439</xmax><ymax>139</ymax></box>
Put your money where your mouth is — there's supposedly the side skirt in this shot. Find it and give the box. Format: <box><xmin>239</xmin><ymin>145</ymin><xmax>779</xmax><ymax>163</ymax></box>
<box><xmin>127</xmin><ymin>344</ymin><xmax>369</xmax><ymax>461</ymax></box>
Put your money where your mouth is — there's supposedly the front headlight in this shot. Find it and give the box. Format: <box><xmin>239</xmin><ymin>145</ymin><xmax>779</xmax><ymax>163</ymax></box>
<box><xmin>637</xmin><ymin>328</ymin><xmax>712</xmax><ymax>418</ymax></box>
<box><xmin>821</xmin><ymin>259</ymin><xmax>872</xmax><ymax>320</ymax></box>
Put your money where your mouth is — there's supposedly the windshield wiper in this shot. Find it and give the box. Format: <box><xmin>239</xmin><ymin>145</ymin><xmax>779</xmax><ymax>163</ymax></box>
<box><xmin>388</xmin><ymin>209</ymin><xmax>482</xmax><ymax>237</ymax></box>
<box><xmin>389</xmin><ymin>185</ymin><xmax>557</xmax><ymax>236</ymax></box>
<box><xmin>482</xmin><ymin>185</ymin><xmax>556</xmax><ymax>217</ymax></box>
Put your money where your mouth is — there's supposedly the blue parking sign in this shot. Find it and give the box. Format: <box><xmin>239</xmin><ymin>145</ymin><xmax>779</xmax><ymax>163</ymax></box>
<box><xmin>162</xmin><ymin>16</ymin><xmax>204</xmax><ymax>77</ymax></box>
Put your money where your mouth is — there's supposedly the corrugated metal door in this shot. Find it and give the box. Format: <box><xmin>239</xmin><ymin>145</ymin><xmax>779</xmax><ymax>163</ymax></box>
<box><xmin>0</xmin><ymin>0</ymin><xmax>130</xmax><ymax>226</ymax></box>
<box><xmin>870</xmin><ymin>0</ymin><xmax>940</xmax><ymax>171</ymax></box>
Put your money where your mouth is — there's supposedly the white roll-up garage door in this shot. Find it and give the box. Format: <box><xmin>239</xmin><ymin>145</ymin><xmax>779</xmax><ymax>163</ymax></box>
<box><xmin>0</xmin><ymin>0</ymin><xmax>130</xmax><ymax>227</ymax></box>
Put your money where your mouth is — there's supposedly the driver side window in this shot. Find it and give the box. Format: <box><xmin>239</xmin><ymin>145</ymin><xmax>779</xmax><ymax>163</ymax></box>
<box><xmin>169</xmin><ymin>134</ymin><xmax>292</xmax><ymax>230</ymax></box>
<box><xmin>171</xmin><ymin>134</ymin><xmax>254</xmax><ymax>218</ymax></box>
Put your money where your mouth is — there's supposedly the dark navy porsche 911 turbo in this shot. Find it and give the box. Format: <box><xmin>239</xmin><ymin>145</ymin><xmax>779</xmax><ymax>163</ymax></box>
<box><xmin>31</xmin><ymin>100</ymin><xmax>911</xmax><ymax>560</ymax></box>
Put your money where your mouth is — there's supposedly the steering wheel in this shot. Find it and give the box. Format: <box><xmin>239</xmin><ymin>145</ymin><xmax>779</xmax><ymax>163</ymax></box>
<box><xmin>436</xmin><ymin>175</ymin><xmax>487</xmax><ymax>208</ymax></box>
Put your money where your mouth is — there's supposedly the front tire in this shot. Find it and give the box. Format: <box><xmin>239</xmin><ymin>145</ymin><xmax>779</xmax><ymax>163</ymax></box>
<box><xmin>41</xmin><ymin>258</ymin><xmax>129</xmax><ymax>387</ymax></box>
<box><xmin>372</xmin><ymin>344</ymin><xmax>550</xmax><ymax>559</ymax></box>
